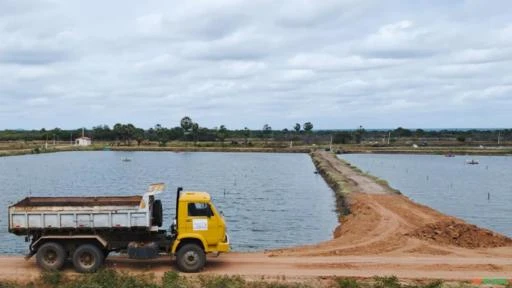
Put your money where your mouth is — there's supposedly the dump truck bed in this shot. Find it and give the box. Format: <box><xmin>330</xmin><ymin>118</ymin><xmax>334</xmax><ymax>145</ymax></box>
<box><xmin>8</xmin><ymin>195</ymin><xmax>150</xmax><ymax>235</ymax></box>
<box><xmin>12</xmin><ymin>196</ymin><xmax>143</xmax><ymax>207</ymax></box>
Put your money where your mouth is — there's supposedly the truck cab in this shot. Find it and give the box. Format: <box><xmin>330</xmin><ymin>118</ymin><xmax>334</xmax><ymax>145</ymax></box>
<box><xmin>170</xmin><ymin>189</ymin><xmax>230</xmax><ymax>272</ymax></box>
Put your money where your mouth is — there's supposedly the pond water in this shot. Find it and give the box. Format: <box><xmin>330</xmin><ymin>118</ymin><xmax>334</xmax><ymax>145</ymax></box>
<box><xmin>0</xmin><ymin>151</ymin><xmax>338</xmax><ymax>254</ymax></box>
<box><xmin>339</xmin><ymin>154</ymin><xmax>512</xmax><ymax>237</ymax></box>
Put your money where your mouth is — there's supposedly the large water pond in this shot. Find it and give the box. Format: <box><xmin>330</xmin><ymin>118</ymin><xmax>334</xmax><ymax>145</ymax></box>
<box><xmin>340</xmin><ymin>154</ymin><xmax>512</xmax><ymax>237</ymax></box>
<box><xmin>0</xmin><ymin>151</ymin><xmax>338</xmax><ymax>254</ymax></box>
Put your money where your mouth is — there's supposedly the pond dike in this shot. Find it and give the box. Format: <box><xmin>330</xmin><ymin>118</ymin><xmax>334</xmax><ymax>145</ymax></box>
<box><xmin>307</xmin><ymin>150</ymin><xmax>512</xmax><ymax>250</ymax></box>
<box><xmin>309</xmin><ymin>151</ymin><xmax>352</xmax><ymax>217</ymax></box>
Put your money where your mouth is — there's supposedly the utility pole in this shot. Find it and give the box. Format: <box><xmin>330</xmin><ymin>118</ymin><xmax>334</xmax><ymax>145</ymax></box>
<box><xmin>498</xmin><ymin>131</ymin><xmax>501</xmax><ymax>145</ymax></box>
<box><xmin>387</xmin><ymin>132</ymin><xmax>391</xmax><ymax>145</ymax></box>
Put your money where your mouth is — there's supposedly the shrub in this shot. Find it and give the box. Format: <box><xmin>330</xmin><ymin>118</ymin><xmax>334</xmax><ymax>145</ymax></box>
<box><xmin>199</xmin><ymin>275</ymin><xmax>246</xmax><ymax>288</ymax></box>
<box><xmin>337</xmin><ymin>278</ymin><xmax>361</xmax><ymax>288</ymax></box>
<box><xmin>40</xmin><ymin>270</ymin><xmax>63</xmax><ymax>287</ymax></box>
<box><xmin>162</xmin><ymin>271</ymin><xmax>187</xmax><ymax>288</ymax></box>
<box><xmin>373</xmin><ymin>276</ymin><xmax>401</xmax><ymax>288</ymax></box>
<box><xmin>60</xmin><ymin>269</ymin><xmax>158</xmax><ymax>288</ymax></box>
<box><xmin>417</xmin><ymin>280</ymin><xmax>443</xmax><ymax>288</ymax></box>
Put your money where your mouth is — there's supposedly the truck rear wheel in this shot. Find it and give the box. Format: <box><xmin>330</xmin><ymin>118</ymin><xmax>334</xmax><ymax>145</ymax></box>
<box><xmin>36</xmin><ymin>242</ymin><xmax>66</xmax><ymax>271</ymax></box>
<box><xmin>176</xmin><ymin>243</ymin><xmax>206</xmax><ymax>273</ymax></box>
<box><xmin>72</xmin><ymin>244</ymin><xmax>104</xmax><ymax>273</ymax></box>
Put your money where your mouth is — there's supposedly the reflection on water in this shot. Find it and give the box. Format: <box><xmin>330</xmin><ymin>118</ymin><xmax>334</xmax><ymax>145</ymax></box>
<box><xmin>340</xmin><ymin>154</ymin><xmax>512</xmax><ymax>237</ymax></box>
<box><xmin>0</xmin><ymin>151</ymin><xmax>338</xmax><ymax>254</ymax></box>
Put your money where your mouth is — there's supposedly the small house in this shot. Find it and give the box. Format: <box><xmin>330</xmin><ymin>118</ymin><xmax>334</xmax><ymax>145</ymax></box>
<box><xmin>75</xmin><ymin>137</ymin><xmax>91</xmax><ymax>146</ymax></box>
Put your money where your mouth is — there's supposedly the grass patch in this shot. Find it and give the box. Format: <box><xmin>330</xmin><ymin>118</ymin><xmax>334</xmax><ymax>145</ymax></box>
<box><xmin>335</xmin><ymin>277</ymin><xmax>444</xmax><ymax>288</ymax></box>
<box><xmin>6</xmin><ymin>270</ymin><xmax>317</xmax><ymax>288</ymax></box>
<box><xmin>310</xmin><ymin>152</ymin><xmax>351</xmax><ymax>216</ymax></box>
<box><xmin>0</xmin><ymin>271</ymin><xmax>463</xmax><ymax>288</ymax></box>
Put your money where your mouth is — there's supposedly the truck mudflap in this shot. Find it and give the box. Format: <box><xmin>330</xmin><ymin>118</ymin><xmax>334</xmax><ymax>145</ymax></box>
<box><xmin>24</xmin><ymin>250</ymin><xmax>36</xmax><ymax>260</ymax></box>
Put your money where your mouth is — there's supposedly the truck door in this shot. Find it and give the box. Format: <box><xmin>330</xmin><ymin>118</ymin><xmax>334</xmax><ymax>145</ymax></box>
<box><xmin>185</xmin><ymin>202</ymin><xmax>220</xmax><ymax>245</ymax></box>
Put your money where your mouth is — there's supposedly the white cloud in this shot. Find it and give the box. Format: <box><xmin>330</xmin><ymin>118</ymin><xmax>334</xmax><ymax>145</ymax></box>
<box><xmin>26</xmin><ymin>97</ymin><xmax>49</xmax><ymax>106</ymax></box>
<box><xmin>0</xmin><ymin>0</ymin><xmax>511</xmax><ymax>129</ymax></box>
<box><xmin>136</xmin><ymin>14</ymin><xmax>164</xmax><ymax>35</ymax></box>
<box><xmin>289</xmin><ymin>53</ymin><xmax>403</xmax><ymax>71</ymax></box>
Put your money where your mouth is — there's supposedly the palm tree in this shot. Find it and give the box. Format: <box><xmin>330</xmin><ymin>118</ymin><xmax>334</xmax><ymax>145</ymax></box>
<box><xmin>243</xmin><ymin>127</ymin><xmax>250</xmax><ymax>146</ymax></box>
<box><xmin>192</xmin><ymin>123</ymin><xmax>199</xmax><ymax>145</ymax></box>
<box><xmin>262</xmin><ymin>124</ymin><xmax>272</xmax><ymax>145</ymax></box>
<box><xmin>180</xmin><ymin>116</ymin><xmax>193</xmax><ymax>133</ymax></box>
<box><xmin>294</xmin><ymin>123</ymin><xmax>301</xmax><ymax>134</ymax></box>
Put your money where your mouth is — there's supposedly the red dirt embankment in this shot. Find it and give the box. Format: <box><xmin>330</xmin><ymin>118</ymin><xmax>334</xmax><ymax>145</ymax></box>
<box><xmin>266</xmin><ymin>151</ymin><xmax>512</xmax><ymax>278</ymax></box>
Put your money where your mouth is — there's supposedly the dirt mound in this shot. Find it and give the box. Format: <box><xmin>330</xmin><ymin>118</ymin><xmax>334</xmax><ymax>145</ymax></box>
<box><xmin>406</xmin><ymin>220</ymin><xmax>512</xmax><ymax>248</ymax></box>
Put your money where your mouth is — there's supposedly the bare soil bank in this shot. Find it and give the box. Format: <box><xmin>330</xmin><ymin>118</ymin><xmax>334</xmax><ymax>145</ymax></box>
<box><xmin>1</xmin><ymin>150</ymin><xmax>511</xmax><ymax>283</ymax></box>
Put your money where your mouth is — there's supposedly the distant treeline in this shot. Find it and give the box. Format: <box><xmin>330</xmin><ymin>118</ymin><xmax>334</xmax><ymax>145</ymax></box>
<box><xmin>0</xmin><ymin>117</ymin><xmax>511</xmax><ymax>146</ymax></box>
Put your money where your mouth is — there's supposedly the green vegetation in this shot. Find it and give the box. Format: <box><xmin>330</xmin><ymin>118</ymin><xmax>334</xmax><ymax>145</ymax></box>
<box><xmin>310</xmin><ymin>152</ymin><xmax>351</xmax><ymax>216</ymax></box>
<box><xmin>336</xmin><ymin>276</ymin><xmax>445</xmax><ymax>288</ymax></box>
<box><xmin>2</xmin><ymin>119</ymin><xmax>512</xmax><ymax>158</ymax></box>
<box><xmin>0</xmin><ymin>270</ymin><xmax>456</xmax><ymax>288</ymax></box>
<box><xmin>2</xmin><ymin>119</ymin><xmax>511</xmax><ymax>148</ymax></box>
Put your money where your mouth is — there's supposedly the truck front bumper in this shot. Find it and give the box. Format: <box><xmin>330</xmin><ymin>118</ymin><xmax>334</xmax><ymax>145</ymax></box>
<box><xmin>216</xmin><ymin>233</ymin><xmax>230</xmax><ymax>253</ymax></box>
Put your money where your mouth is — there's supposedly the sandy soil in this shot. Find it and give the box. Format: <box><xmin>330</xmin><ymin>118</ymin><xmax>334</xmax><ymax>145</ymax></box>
<box><xmin>1</xmin><ymin>151</ymin><xmax>512</xmax><ymax>282</ymax></box>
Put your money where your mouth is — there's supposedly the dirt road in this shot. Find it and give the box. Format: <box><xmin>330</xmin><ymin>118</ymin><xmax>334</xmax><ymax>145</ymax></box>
<box><xmin>1</xmin><ymin>252</ymin><xmax>512</xmax><ymax>283</ymax></box>
<box><xmin>1</xmin><ymin>151</ymin><xmax>511</xmax><ymax>282</ymax></box>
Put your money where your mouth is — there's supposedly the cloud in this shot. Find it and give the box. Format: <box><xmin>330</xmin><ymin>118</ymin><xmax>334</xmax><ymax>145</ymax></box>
<box><xmin>26</xmin><ymin>97</ymin><xmax>49</xmax><ymax>106</ymax></box>
<box><xmin>451</xmin><ymin>48</ymin><xmax>512</xmax><ymax>64</ymax></box>
<box><xmin>0</xmin><ymin>0</ymin><xmax>511</xmax><ymax>129</ymax></box>
<box><xmin>356</xmin><ymin>20</ymin><xmax>440</xmax><ymax>59</ymax></box>
<box><xmin>288</xmin><ymin>53</ymin><xmax>403</xmax><ymax>71</ymax></box>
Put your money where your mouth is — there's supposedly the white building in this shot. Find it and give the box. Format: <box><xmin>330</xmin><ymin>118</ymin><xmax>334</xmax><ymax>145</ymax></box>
<box><xmin>75</xmin><ymin>128</ymin><xmax>92</xmax><ymax>146</ymax></box>
<box><xmin>75</xmin><ymin>137</ymin><xmax>92</xmax><ymax>146</ymax></box>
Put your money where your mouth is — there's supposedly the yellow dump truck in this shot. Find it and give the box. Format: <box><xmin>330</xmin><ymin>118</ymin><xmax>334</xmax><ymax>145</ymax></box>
<box><xmin>8</xmin><ymin>184</ymin><xmax>229</xmax><ymax>273</ymax></box>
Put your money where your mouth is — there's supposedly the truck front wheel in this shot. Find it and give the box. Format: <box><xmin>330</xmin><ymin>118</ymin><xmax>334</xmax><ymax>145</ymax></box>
<box><xmin>36</xmin><ymin>242</ymin><xmax>66</xmax><ymax>271</ymax></box>
<box><xmin>72</xmin><ymin>244</ymin><xmax>104</xmax><ymax>273</ymax></box>
<box><xmin>176</xmin><ymin>243</ymin><xmax>206</xmax><ymax>273</ymax></box>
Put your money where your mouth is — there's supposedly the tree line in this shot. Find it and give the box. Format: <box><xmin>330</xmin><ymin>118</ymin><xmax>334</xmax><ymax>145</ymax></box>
<box><xmin>0</xmin><ymin>117</ymin><xmax>316</xmax><ymax>146</ymax></box>
<box><xmin>0</xmin><ymin>118</ymin><xmax>510</xmax><ymax>146</ymax></box>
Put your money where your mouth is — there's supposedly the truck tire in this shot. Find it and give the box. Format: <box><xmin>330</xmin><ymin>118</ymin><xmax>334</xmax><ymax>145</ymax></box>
<box><xmin>152</xmin><ymin>199</ymin><xmax>163</xmax><ymax>227</ymax></box>
<box><xmin>176</xmin><ymin>243</ymin><xmax>206</xmax><ymax>273</ymax></box>
<box><xmin>36</xmin><ymin>242</ymin><xmax>66</xmax><ymax>271</ymax></box>
<box><xmin>72</xmin><ymin>244</ymin><xmax>104</xmax><ymax>273</ymax></box>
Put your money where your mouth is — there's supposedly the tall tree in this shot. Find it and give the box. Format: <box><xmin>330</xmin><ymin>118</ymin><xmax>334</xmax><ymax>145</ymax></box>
<box><xmin>180</xmin><ymin>116</ymin><xmax>193</xmax><ymax>133</ymax></box>
<box><xmin>217</xmin><ymin>125</ymin><xmax>228</xmax><ymax>146</ymax></box>
<box><xmin>243</xmin><ymin>127</ymin><xmax>250</xmax><ymax>145</ymax></box>
<box><xmin>354</xmin><ymin>125</ymin><xmax>365</xmax><ymax>144</ymax></box>
<box><xmin>113</xmin><ymin>123</ymin><xmax>123</xmax><ymax>145</ymax></box>
<box><xmin>262</xmin><ymin>124</ymin><xmax>272</xmax><ymax>145</ymax></box>
<box><xmin>294</xmin><ymin>123</ymin><xmax>301</xmax><ymax>133</ymax></box>
<box><xmin>124</xmin><ymin>124</ymin><xmax>136</xmax><ymax>145</ymax></box>
<box><xmin>192</xmin><ymin>122</ymin><xmax>199</xmax><ymax>145</ymax></box>
<box><xmin>134</xmin><ymin>128</ymin><xmax>145</xmax><ymax>146</ymax></box>
<box><xmin>303</xmin><ymin>122</ymin><xmax>313</xmax><ymax>133</ymax></box>
<box><xmin>303</xmin><ymin>122</ymin><xmax>314</xmax><ymax>144</ymax></box>
<box><xmin>155</xmin><ymin>124</ymin><xmax>169</xmax><ymax>146</ymax></box>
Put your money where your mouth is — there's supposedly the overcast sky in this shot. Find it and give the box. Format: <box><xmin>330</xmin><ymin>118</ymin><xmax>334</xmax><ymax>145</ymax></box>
<box><xmin>1</xmin><ymin>0</ymin><xmax>511</xmax><ymax>130</ymax></box>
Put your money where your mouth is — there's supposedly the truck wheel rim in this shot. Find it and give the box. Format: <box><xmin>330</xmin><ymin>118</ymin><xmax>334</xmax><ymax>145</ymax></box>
<box><xmin>183</xmin><ymin>251</ymin><xmax>198</xmax><ymax>266</ymax></box>
<box><xmin>79</xmin><ymin>252</ymin><xmax>94</xmax><ymax>267</ymax></box>
<box><xmin>44</xmin><ymin>250</ymin><xmax>57</xmax><ymax>264</ymax></box>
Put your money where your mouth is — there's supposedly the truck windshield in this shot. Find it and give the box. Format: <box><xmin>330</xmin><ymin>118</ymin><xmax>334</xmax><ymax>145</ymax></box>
<box><xmin>188</xmin><ymin>203</ymin><xmax>212</xmax><ymax>217</ymax></box>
